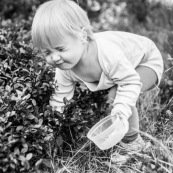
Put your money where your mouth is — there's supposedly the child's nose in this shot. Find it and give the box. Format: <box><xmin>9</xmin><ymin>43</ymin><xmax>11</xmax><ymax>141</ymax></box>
<box><xmin>51</xmin><ymin>52</ymin><xmax>61</xmax><ymax>62</ymax></box>
<box><xmin>45</xmin><ymin>55</ymin><xmax>54</xmax><ymax>66</ymax></box>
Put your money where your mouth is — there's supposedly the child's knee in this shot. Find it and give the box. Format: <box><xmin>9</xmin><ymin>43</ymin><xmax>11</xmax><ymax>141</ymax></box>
<box><xmin>136</xmin><ymin>66</ymin><xmax>158</xmax><ymax>92</ymax></box>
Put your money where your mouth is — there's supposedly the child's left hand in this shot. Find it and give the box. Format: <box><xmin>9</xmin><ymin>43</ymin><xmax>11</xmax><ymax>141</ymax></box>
<box><xmin>104</xmin><ymin>97</ymin><xmax>114</xmax><ymax>115</ymax></box>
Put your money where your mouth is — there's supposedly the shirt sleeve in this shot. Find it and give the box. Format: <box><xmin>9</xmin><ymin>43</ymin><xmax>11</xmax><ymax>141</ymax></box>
<box><xmin>49</xmin><ymin>68</ymin><xmax>75</xmax><ymax>113</ymax></box>
<box><xmin>108</xmin><ymin>54</ymin><xmax>142</xmax><ymax>119</ymax></box>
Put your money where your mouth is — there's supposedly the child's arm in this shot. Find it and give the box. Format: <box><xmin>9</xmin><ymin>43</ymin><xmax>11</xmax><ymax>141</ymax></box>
<box><xmin>99</xmin><ymin>39</ymin><xmax>142</xmax><ymax>119</ymax></box>
<box><xmin>108</xmin><ymin>56</ymin><xmax>142</xmax><ymax>120</ymax></box>
<box><xmin>50</xmin><ymin>68</ymin><xmax>75</xmax><ymax>113</ymax></box>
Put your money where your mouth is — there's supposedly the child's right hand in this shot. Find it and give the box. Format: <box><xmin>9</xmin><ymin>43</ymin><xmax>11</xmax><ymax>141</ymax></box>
<box><xmin>104</xmin><ymin>96</ymin><xmax>129</xmax><ymax>138</ymax></box>
<box><xmin>119</xmin><ymin>113</ymin><xmax>129</xmax><ymax>134</ymax></box>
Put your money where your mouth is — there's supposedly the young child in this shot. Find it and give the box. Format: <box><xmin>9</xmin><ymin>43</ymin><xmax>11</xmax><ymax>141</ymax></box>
<box><xmin>31</xmin><ymin>0</ymin><xmax>164</xmax><ymax>163</ymax></box>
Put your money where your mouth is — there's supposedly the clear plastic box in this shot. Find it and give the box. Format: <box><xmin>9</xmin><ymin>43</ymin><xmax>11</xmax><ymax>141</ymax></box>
<box><xmin>87</xmin><ymin>114</ymin><xmax>127</xmax><ymax>150</ymax></box>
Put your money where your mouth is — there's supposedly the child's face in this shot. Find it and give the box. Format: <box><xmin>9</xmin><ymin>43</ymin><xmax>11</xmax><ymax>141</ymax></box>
<box><xmin>41</xmin><ymin>34</ymin><xmax>87</xmax><ymax>70</ymax></box>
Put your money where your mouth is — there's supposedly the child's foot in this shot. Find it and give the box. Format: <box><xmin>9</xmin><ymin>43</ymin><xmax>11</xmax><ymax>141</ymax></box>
<box><xmin>111</xmin><ymin>135</ymin><xmax>147</xmax><ymax>165</ymax></box>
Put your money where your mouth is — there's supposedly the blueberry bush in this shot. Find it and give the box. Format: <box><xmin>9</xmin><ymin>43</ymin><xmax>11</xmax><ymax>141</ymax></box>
<box><xmin>0</xmin><ymin>19</ymin><xmax>110</xmax><ymax>172</ymax></box>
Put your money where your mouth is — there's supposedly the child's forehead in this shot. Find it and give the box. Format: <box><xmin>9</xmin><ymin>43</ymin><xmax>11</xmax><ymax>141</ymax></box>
<box><xmin>46</xmin><ymin>31</ymin><xmax>77</xmax><ymax>45</ymax></box>
<box><xmin>41</xmin><ymin>43</ymin><xmax>65</xmax><ymax>51</ymax></box>
<box><xmin>39</xmin><ymin>33</ymin><xmax>66</xmax><ymax>49</ymax></box>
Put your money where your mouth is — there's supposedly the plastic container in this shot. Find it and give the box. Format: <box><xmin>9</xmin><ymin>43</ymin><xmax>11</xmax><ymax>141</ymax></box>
<box><xmin>87</xmin><ymin>114</ymin><xmax>127</xmax><ymax>150</ymax></box>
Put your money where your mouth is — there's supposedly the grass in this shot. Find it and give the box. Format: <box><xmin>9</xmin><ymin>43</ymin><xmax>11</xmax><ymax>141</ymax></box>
<box><xmin>37</xmin><ymin>88</ymin><xmax>173</xmax><ymax>173</ymax></box>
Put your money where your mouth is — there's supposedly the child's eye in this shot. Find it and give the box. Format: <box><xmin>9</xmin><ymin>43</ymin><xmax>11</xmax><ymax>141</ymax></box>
<box><xmin>55</xmin><ymin>47</ymin><xmax>65</xmax><ymax>52</ymax></box>
<box><xmin>42</xmin><ymin>51</ymin><xmax>50</xmax><ymax>57</ymax></box>
<box><xmin>45</xmin><ymin>52</ymin><xmax>49</xmax><ymax>56</ymax></box>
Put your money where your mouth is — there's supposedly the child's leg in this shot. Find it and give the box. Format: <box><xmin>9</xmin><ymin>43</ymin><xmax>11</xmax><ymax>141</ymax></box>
<box><xmin>121</xmin><ymin>106</ymin><xmax>139</xmax><ymax>143</ymax></box>
<box><xmin>123</xmin><ymin>66</ymin><xmax>158</xmax><ymax>142</ymax></box>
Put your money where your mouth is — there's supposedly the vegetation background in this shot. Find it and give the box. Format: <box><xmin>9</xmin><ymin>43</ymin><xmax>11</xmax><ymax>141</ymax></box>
<box><xmin>0</xmin><ymin>0</ymin><xmax>173</xmax><ymax>172</ymax></box>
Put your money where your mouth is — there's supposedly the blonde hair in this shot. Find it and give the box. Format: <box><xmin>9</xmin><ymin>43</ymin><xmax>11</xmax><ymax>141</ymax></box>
<box><xmin>31</xmin><ymin>0</ymin><xmax>93</xmax><ymax>51</ymax></box>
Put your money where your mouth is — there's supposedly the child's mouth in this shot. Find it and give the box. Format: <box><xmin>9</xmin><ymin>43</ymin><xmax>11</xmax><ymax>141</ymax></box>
<box><xmin>55</xmin><ymin>60</ymin><xmax>64</xmax><ymax>65</ymax></box>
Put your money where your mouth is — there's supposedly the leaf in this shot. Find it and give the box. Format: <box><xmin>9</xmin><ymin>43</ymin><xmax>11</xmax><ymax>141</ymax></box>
<box><xmin>10</xmin><ymin>163</ymin><xmax>15</xmax><ymax>169</ymax></box>
<box><xmin>15</xmin><ymin>89</ymin><xmax>23</xmax><ymax>99</ymax></box>
<box><xmin>19</xmin><ymin>155</ymin><xmax>26</xmax><ymax>163</ymax></box>
<box><xmin>44</xmin><ymin>135</ymin><xmax>53</xmax><ymax>141</ymax></box>
<box><xmin>4</xmin><ymin>62</ymin><xmax>9</xmax><ymax>69</ymax></box>
<box><xmin>167</xmin><ymin>80</ymin><xmax>173</xmax><ymax>86</ymax></box>
<box><xmin>19</xmin><ymin>47</ymin><xmax>26</xmax><ymax>54</ymax></box>
<box><xmin>0</xmin><ymin>126</ymin><xmax>3</xmax><ymax>132</ymax></box>
<box><xmin>13</xmin><ymin>77</ymin><xmax>18</xmax><ymax>83</ymax></box>
<box><xmin>9</xmin><ymin>59</ymin><xmax>13</xmax><ymax>68</ymax></box>
<box><xmin>33</xmin><ymin>124</ymin><xmax>41</xmax><ymax>128</ymax></box>
<box><xmin>38</xmin><ymin>118</ymin><xmax>43</xmax><ymax>125</ymax></box>
<box><xmin>22</xmin><ymin>94</ymin><xmax>31</xmax><ymax>100</ymax></box>
<box><xmin>0</xmin><ymin>98</ymin><xmax>3</xmax><ymax>103</ymax></box>
<box><xmin>56</xmin><ymin>135</ymin><xmax>63</xmax><ymax>146</ymax></box>
<box><xmin>35</xmin><ymin>159</ymin><xmax>43</xmax><ymax>166</ymax></box>
<box><xmin>77</xmin><ymin>125</ymin><xmax>82</xmax><ymax>129</ymax></box>
<box><xmin>37</xmin><ymin>62</ymin><xmax>43</xmax><ymax>66</ymax></box>
<box><xmin>0</xmin><ymin>35</ymin><xmax>5</xmax><ymax>41</ymax></box>
<box><xmin>11</xmin><ymin>111</ymin><xmax>16</xmax><ymax>116</ymax></box>
<box><xmin>30</xmin><ymin>129</ymin><xmax>37</xmax><ymax>133</ymax></box>
<box><xmin>16</xmin><ymin>125</ymin><xmax>23</xmax><ymax>131</ymax></box>
<box><xmin>6</xmin><ymin>122</ymin><xmax>12</xmax><ymax>128</ymax></box>
<box><xmin>63</xmin><ymin>97</ymin><xmax>69</xmax><ymax>105</ymax></box>
<box><xmin>5</xmin><ymin>85</ymin><xmax>11</xmax><ymax>92</ymax></box>
<box><xmin>26</xmin><ymin>82</ymin><xmax>32</xmax><ymax>88</ymax></box>
<box><xmin>166</xmin><ymin>110</ymin><xmax>173</xmax><ymax>117</ymax></box>
<box><xmin>8</xmin><ymin>139</ymin><xmax>19</xmax><ymax>145</ymax></box>
<box><xmin>21</xmin><ymin>144</ymin><xmax>28</xmax><ymax>153</ymax></box>
<box><xmin>14</xmin><ymin>148</ymin><xmax>20</xmax><ymax>155</ymax></box>
<box><xmin>27</xmin><ymin>114</ymin><xmax>35</xmax><ymax>119</ymax></box>
<box><xmin>26</xmin><ymin>105</ymin><xmax>33</xmax><ymax>109</ymax></box>
<box><xmin>32</xmin><ymin>99</ymin><xmax>36</xmax><ymax>106</ymax></box>
<box><xmin>26</xmin><ymin>153</ymin><xmax>33</xmax><ymax>160</ymax></box>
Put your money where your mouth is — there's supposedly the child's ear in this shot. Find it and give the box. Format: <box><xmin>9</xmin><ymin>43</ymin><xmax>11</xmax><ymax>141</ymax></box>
<box><xmin>81</xmin><ymin>27</ymin><xmax>88</xmax><ymax>42</ymax></box>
